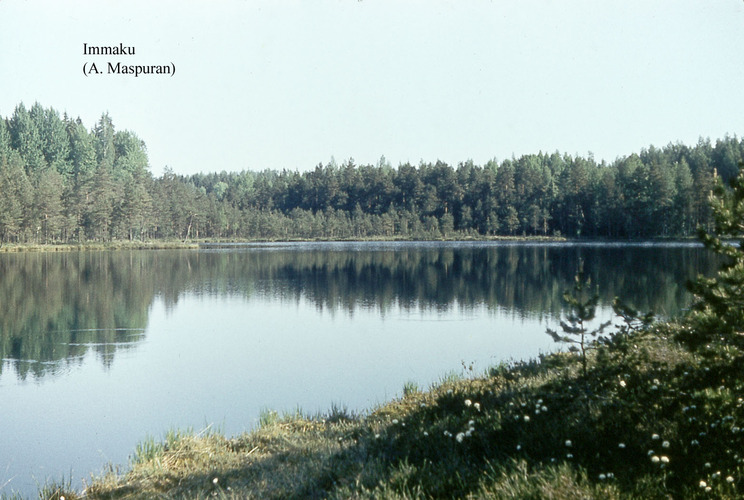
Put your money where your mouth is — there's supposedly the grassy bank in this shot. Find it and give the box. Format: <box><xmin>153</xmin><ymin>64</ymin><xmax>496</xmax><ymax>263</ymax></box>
<box><xmin>27</xmin><ymin>317</ymin><xmax>740</xmax><ymax>499</ymax></box>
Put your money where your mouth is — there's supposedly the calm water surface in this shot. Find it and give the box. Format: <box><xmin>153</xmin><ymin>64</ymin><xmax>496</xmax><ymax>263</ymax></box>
<box><xmin>0</xmin><ymin>242</ymin><xmax>719</xmax><ymax>496</ymax></box>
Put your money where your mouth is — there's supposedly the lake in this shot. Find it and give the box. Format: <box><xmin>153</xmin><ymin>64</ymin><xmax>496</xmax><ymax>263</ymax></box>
<box><xmin>0</xmin><ymin>241</ymin><xmax>719</xmax><ymax>497</ymax></box>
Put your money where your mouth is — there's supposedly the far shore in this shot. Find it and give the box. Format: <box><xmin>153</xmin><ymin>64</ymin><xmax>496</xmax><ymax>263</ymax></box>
<box><xmin>0</xmin><ymin>234</ymin><xmax>712</xmax><ymax>253</ymax></box>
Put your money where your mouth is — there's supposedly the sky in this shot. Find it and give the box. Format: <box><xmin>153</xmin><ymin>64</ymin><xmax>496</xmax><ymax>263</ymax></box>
<box><xmin>1</xmin><ymin>0</ymin><xmax>743</xmax><ymax>177</ymax></box>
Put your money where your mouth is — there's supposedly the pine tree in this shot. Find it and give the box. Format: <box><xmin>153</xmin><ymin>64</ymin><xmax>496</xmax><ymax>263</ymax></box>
<box><xmin>547</xmin><ymin>264</ymin><xmax>611</xmax><ymax>377</ymax></box>
<box><xmin>680</xmin><ymin>164</ymin><xmax>744</xmax><ymax>353</ymax></box>
<box><xmin>33</xmin><ymin>168</ymin><xmax>65</xmax><ymax>243</ymax></box>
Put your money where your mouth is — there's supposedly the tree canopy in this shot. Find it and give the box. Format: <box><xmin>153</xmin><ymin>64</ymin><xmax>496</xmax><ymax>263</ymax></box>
<box><xmin>0</xmin><ymin>102</ymin><xmax>740</xmax><ymax>243</ymax></box>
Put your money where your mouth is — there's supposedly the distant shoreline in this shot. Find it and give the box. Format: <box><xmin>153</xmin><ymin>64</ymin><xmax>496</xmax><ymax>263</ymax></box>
<box><xmin>0</xmin><ymin>240</ymin><xmax>199</xmax><ymax>252</ymax></box>
<box><xmin>0</xmin><ymin>235</ymin><xmax>712</xmax><ymax>253</ymax></box>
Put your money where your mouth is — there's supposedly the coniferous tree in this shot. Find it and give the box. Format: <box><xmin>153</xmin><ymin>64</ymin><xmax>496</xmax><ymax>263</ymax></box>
<box><xmin>681</xmin><ymin>164</ymin><xmax>744</xmax><ymax>353</ymax></box>
<box><xmin>33</xmin><ymin>168</ymin><xmax>65</xmax><ymax>243</ymax></box>
<box><xmin>88</xmin><ymin>164</ymin><xmax>116</xmax><ymax>241</ymax></box>
<box><xmin>93</xmin><ymin>112</ymin><xmax>116</xmax><ymax>171</ymax></box>
<box><xmin>0</xmin><ymin>151</ymin><xmax>32</xmax><ymax>242</ymax></box>
<box><xmin>39</xmin><ymin>107</ymin><xmax>71</xmax><ymax>177</ymax></box>
<box><xmin>0</xmin><ymin>117</ymin><xmax>11</xmax><ymax>161</ymax></box>
<box><xmin>66</xmin><ymin>119</ymin><xmax>97</xmax><ymax>241</ymax></box>
<box><xmin>547</xmin><ymin>265</ymin><xmax>612</xmax><ymax>377</ymax></box>
<box><xmin>9</xmin><ymin>103</ymin><xmax>45</xmax><ymax>173</ymax></box>
<box><xmin>0</xmin><ymin>102</ymin><xmax>740</xmax><ymax>243</ymax></box>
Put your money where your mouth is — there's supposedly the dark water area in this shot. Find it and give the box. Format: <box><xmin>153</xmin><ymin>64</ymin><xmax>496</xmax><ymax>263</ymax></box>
<box><xmin>0</xmin><ymin>242</ymin><xmax>720</xmax><ymax>497</ymax></box>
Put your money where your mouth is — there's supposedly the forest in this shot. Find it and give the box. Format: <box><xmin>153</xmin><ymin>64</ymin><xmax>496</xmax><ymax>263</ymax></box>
<box><xmin>1</xmin><ymin>102</ymin><xmax>742</xmax><ymax>243</ymax></box>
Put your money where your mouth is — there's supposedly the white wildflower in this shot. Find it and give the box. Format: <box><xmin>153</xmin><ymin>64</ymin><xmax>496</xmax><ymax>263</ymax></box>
<box><xmin>651</xmin><ymin>456</ymin><xmax>660</xmax><ymax>463</ymax></box>
<box><xmin>700</xmin><ymin>480</ymin><xmax>707</xmax><ymax>488</ymax></box>
<box><xmin>652</xmin><ymin>433</ymin><xmax>660</xmax><ymax>440</ymax></box>
<box><xmin>565</xmin><ymin>440</ymin><xmax>572</xmax><ymax>447</ymax></box>
<box><xmin>662</xmin><ymin>440</ymin><xmax>670</xmax><ymax>448</ymax></box>
<box><xmin>618</xmin><ymin>443</ymin><xmax>626</xmax><ymax>448</ymax></box>
<box><xmin>661</xmin><ymin>456</ymin><xmax>669</xmax><ymax>464</ymax></box>
<box><xmin>456</xmin><ymin>432</ymin><xmax>465</xmax><ymax>443</ymax></box>
<box><xmin>474</xmin><ymin>402</ymin><xmax>481</xmax><ymax>411</ymax></box>
<box><xmin>727</xmin><ymin>476</ymin><xmax>735</xmax><ymax>483</ymax></box>
<box><xmin>619</xmin><ymin>380</ymin><xmax>627</xmax><ymax>388</ymax></box>
<box><xmin>464</xmin><ymin>399</ymin><xmax>472</xmax><ymax>407</ymax></box>
<box><xmin>523</xmin><ymin>415</ymin><xmax>530</xmax><ymax>422</ymax></box>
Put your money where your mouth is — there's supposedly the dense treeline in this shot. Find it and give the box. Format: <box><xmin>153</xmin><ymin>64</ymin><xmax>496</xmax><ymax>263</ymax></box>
<box><xmin>1</xmin><ymin>102</ymin><xmax>742</xmax><ymax>242</ymax></box>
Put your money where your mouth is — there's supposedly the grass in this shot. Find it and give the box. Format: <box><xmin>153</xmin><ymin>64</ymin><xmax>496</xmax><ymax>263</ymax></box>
<box><xmin>20</xmin><ymin>317</ymin><xmax>732</xmax><ymax>499</ymax></box>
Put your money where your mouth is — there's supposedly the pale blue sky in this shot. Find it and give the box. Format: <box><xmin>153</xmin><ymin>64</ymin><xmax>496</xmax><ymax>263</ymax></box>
<box><xmin>1</xmin><ymin>0</ymin><xmax>743</xmax><ymax>176</ymax></box>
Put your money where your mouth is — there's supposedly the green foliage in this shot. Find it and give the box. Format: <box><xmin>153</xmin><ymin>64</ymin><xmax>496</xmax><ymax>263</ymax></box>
<box><xmin>2</xmin><ymin>102</ymin><xmax>743</xmax><ymax>243</ymax></box>
<box><xmin>258</xmin><ymin>408</ymin><xmax>281</xmax><ymax>428</ymax></box>
<box><xmin>598</xmin><ymin>298</ymin><xmax>655</xmax><ymax>361</ymax></box>
<box><xmin>681</xmin><ymin>164</ymin><xmax>744</xmax><ymax>353</ymax></box>
<box><xmin>547</xmin><ymin>266</ymin><xmax>611</xmax><ymax>376</ymax></box>
<box><xmin>36</xmin><ymin>475</ymin><xmax>80</xmax><ymax>500</ymax></box>
<box><xmin>402</xmin><ymin>380</ymin><xmax>421</xmax><ymax>397</ymax></box>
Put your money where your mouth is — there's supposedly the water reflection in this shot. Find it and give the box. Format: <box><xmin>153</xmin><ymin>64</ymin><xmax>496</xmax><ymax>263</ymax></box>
<box><xmin>0</xmin><ymin>243</ymin><xmax>719</xmax><ymax>381</ymax></box>
<box><xmin>0</xmin><ymin>252</ymin><xmax>152</xmax><ymax>379</ymax></box>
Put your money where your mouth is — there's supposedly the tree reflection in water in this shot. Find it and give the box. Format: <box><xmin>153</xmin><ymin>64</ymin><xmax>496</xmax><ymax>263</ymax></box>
<box><xmin>0</xmin><ymin>242</ymin><xmax>719</xmax><ymax>380</ymax></box>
